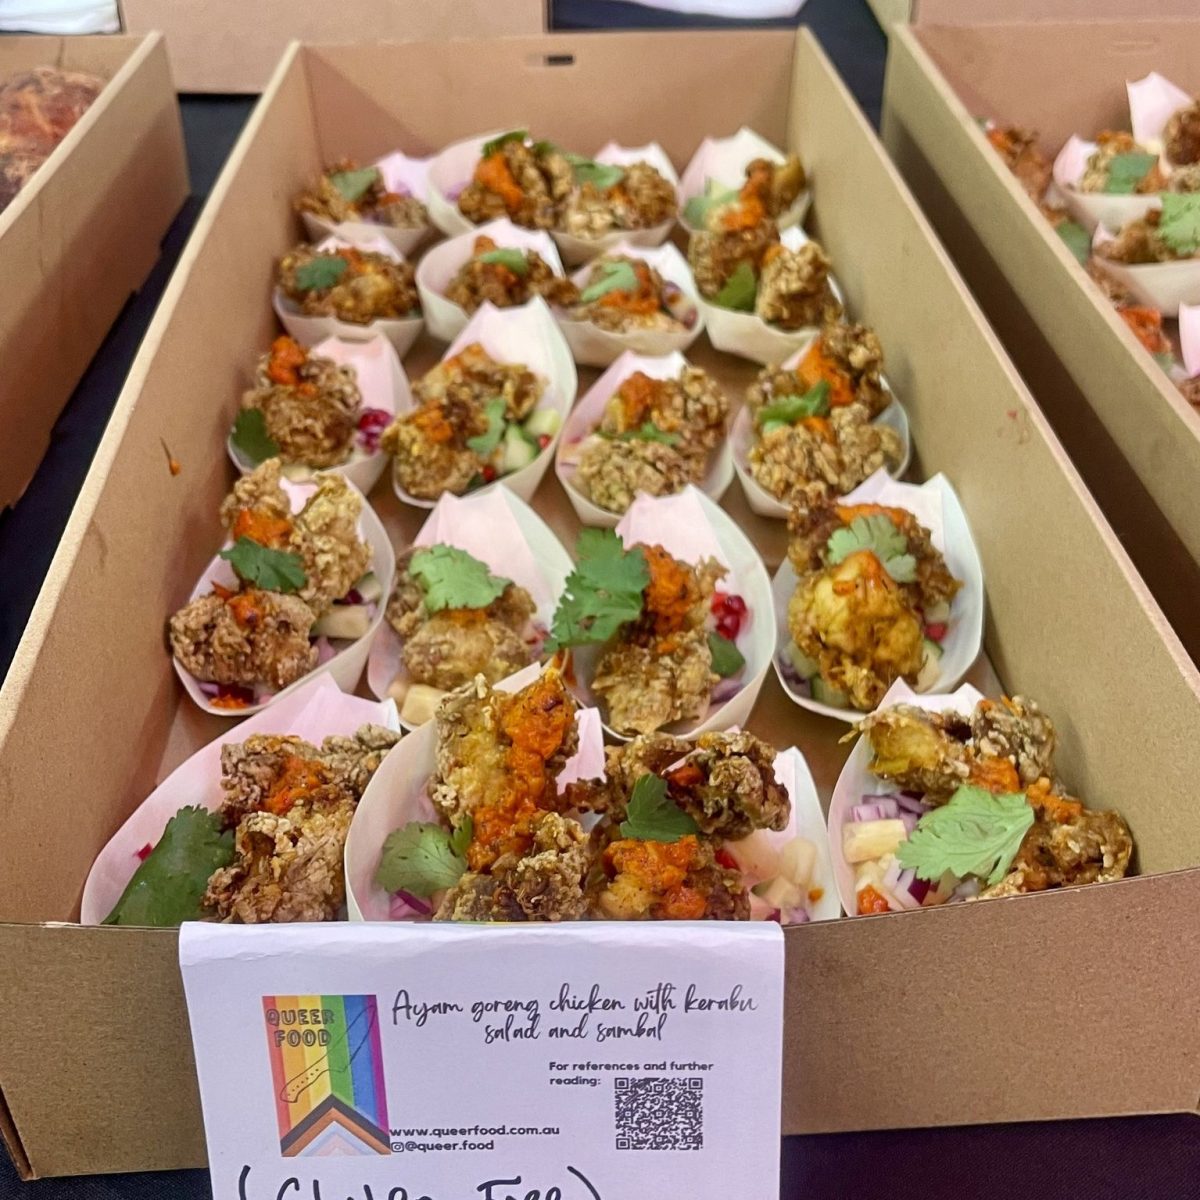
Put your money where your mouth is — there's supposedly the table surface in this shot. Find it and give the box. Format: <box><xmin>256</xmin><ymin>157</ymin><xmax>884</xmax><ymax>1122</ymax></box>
<box><xmin>1</xmin><ymin>1</ymin><xmax>1198</xmax><ymax>1195</ymax></box>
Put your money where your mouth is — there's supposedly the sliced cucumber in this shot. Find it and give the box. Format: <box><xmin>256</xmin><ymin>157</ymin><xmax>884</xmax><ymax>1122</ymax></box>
<box><xmin>923</xmin><ymin>637</ymin><xmax>944</xmax><ymax>660</ymax></box>
<box><xmin>811</xmin><ymin>676</ymin><xmax>848</xmax><ymax>707</ymax></box>
<box><xmin>924</xmin><ymin>600</ymin><xmax>951</xmax><ymax>625</ymax></box>
<box><xmin>500</xmin><ymin>422</ymin><xmax>539</xmax><ymax>474</ymax></box>
<box><xmin>312</xmin><ymin>604</ymin><xmax>371</xmax><ymax>641</ymax></box>
<box><xmin>354</xmin><ymin>571</ymin><xmax>384</xmax><ymax>604</ymax></box>
<box><xmin>787</xmin><ymin>642</ymin><xmax>820</xmax><ymax>680</ymax></box>
<box><xmin>914</xmin><ymin>642</ymin><xmax>942</xmax><ymax>692</ymax></box>
<box><xmin>400</xmin><ymin>683</ymin><xmax>447</xmax><ymax>726</ymax></box>
<box><xmin>523</xmin><ymin>408</ymin><xmax>562</xmax><ymax>439</ymax></box>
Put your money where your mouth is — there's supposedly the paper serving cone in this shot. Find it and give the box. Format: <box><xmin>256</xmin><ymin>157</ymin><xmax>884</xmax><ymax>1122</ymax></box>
<box><xmin>555</xmin><ymin>349</ymin><xmax>734</xmax><ymax>528</ymax></box>
<box><xmin>273</xmin><ymin>233</ymin><xmax>424</xmax><ymax>358</ymax></box>
<box><xmin>771</xmin><ymin>471</ymin><xmax>985</xmax><ymax>724</ymax></box>
<box><xmin>366</xmin><ymin>486</ymin><xmax>574</xmax><ymax>729</ymax></box>
<box><xmin>80</xmin><ymin>675</ymin><xmax>400</xmax><ymax>925</ymax></box>
<box><xmin>1091</xmin><ymin>222</ymin><xmax>1200</xmax><ymax>317</ymax></box>
<box><xmin>1053</xmin><ymin>135</ymin><xmax>1163</xmax><ymax>235</ymax></box>
<box><xmin>415</xmin><ymin>217</ymin><xmax>567</xmax><ymax>343</ymax></box>
<box><xmin>345</xmin><ymin>662</ymin><xmax>606</xmax><ymax>921</ymax></box>
<box><xmin>390</xmin><ymin>297</ymin><xmax>578</xmax><ymax>509</ymax></box>
<box><xmin>227</xmin><ymin>332</ymin><xmax>409</xmax><ymax>495</ymax></box>
<box><xmin>172</xmin><ymin>474</ymin><xmax>395</xmax><ymax>718</ymax></box>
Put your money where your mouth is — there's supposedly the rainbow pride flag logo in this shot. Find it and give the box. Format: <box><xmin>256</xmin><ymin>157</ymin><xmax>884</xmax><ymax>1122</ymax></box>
<box><xmin>262</xmin><ymin>995</ymin><xmax>390</xmax><ymax>1157</ymax></box>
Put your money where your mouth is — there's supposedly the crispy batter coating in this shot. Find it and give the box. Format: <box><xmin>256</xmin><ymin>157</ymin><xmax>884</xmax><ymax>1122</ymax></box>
<box><xmin>1097</xmin><ymin>208</ymin><xmax>1194</xmax><ymax>265</ymax></box>
<box><xmin>754</xmin><ymin>241</ymin><xmax>843</xmax><ymax>330</ymax></box>
<box><xmin>560</xmin><ymin>161</ymin><xmax>677</xmax><ymax>238</ymax></box>
<box><xmin>1166</xmin><ymin>101</ymin><xmax>1200</xmax><ymax>167</ymax></box>
<box><xmin>569</xmin><ymin>255</ymin><xmax>695</xmax><ymax>333</ymax></box>
<box><xmin>278</xmin><ymin>245</ymin><xmax>419</xmax><ymax>323</ymax></box>
<box><xmin>783</xmin><ymin>323</ymin><xmax>890</xmax><ymax>418</ymax></box>
<box><xmin>444</xmin><ymin>234</ymin><xmax>579</xmax><ymax>314</ymax></box>
<box><xmin>1079</xmin><ymin>132</ymin><xmax>1166</xmax><ymax>195</ymax></box>
<box><xmin>576</xmin><ymin>438</ymin><xmax>695</xmax><ymax>514</ymax></box>
<box><xmin>459</xmin><ymin>139</ymin><xmax>574</xmax><ymax>229</ymax></box>
<box><xmin>295</xmin><ymin>159</ymin><xmax>429</xmax><ymax>228</ymax></box>
<box><xmin>688</xmin><ymin>221</ymin><xmax>778</xmax><ymax>299</ymax></box>
<box><xmin>700</xmin><ymin>156</ymin><xmax>806</xmax><ymax>233</ymax></box>
<box><xmin>985</xmin><ymin>125</ymin><xmax>1052</xmax><ymax>204</ymax></box>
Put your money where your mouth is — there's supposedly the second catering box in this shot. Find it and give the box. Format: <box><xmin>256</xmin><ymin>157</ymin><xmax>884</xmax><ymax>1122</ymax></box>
<box><xmin>1</xmin><ymin>29</ymin><xmax>1199</xmax><ymax>1179</ymax></box>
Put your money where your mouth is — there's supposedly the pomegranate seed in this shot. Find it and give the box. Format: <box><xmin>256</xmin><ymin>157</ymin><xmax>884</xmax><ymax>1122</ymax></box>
<box><xmin>925</xmin><ymin>622</ymin><xmax>948</xmax><ymax>642</ymax></box>
<box><xmin>537</xmin><ymin>434</ymin><xmax>551</xmax><ymax>449</ymax></box>
<box><xmin>724</xmin><ymin>594</ymin><xmax>746</xmax><ymax>616</ymax></box>
<box><xmin>711</xmin><ymin>590</ymin><xmax>729</xmax><ymax>615</ymax></box>
<box><xmin>136</xmin><ymin>843</ymin><xmax>154</xmax><ymax>862</ymax></box>
<box><xmin>716</xmin><ymin>615</ymin><xmax>739</xmax><ymax>640</ymax></box>
<box><xmin>481</xmin><ymin>465</ymin><xmax>497</xmax><ymax>482</ymax></box>
<box><xmin>714</xmin><ymin>848</ymin><xmax>738</xmax><ymax>871</ymax></box>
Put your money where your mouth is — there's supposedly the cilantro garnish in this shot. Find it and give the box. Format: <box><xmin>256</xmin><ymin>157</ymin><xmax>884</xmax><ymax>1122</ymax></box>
<box><xmin>1153</xmin><ymin>349</ymin><xmax>1178</xmax><ymax>372</ymax></box>
<box><xmin>532</xmin><ymin>139</ymin><xmax>558</xmax><ymax>157</ymax></box>
<box><xmin>102</xmin><ymin>806</ymin><xmax>233</xmax><ymax>926</ymax></box>
<box><xmin>477</xmin><ymin>247</ymin><xmax>530</xmax><ymax>276</ymax></box>
<box><xmin>329</xmin><ymin>166</ymin><xmax>380</xmax><ymax>204</ymax></box>
<box><xmin>1159</xmin><ymin>193</ymin><xmax>1200</xmax><ymax>257</ymax></box>
<box><xmin>565</xmin><ymin>152</ymin><xmax>626</xmax><ymax>192</ymax></box>
<box><xmin>707</xmin><ymin>632</ymin><xmax>745</xmax><ymax>678</ymax></box>
<box><xmin>1056</xmin><ymin>220</ymin><xmax>1091</xmax><ymax>266</ymax></box>
<box><xmin>219</xmin><ymin>537</ymin><xmax>307</xmax><ymax>593</ymax></box>
<box><xmin>293</xmin><ymin>255</ymin><xmax>349</xmax><ymax>292</ymax></box>
<box><xmin>481</xmin><ymin>129</ymin><xmax>527</xmax><ymax>158</ymax></box>
<box><xmin>409</xmin><ymin>545</ymin><xmax>509</xmax><ymax>612</ymax></box>
<box><xmin>231</xmin><ymin>408</ymin><xmax>280</xmax><ymax>465</ymax></box>
<box><xmin>546</xmin><ymin>528</ymin><xmax>649</xmax><ymax>651</ymax></box>
<box><xmin>826</xmin><ymin>515</ymin><xmax>916</xmax><ymax>583</ymax></box>
<box><xmin>757</xmin><ymin>380</ymin><xmax>830</xmax><ymax>426</ymax></box>
<box><xmin>897</xmin><ymin>785</ymin><xmax>1034</xmax><ymax>886</ymax></box>
<box><xmin>466</xmin><ymin>397</ymin><xmax>508</xmax><ymax>458</ymax></box>
<box><xmin>375</xmin><ymin>817</ymin><xmax>473</xmax><ymax>898</ymax></box>
<box><xmin>1102</xmin><ymin>151</ymin><xmax>1159</xmax><ymax>195</ymax></box>
<box><xmin>609</xmin><ymin>422</ymin><xmax>679</xmax><ymax>446</ymax></box>
<box><xmin>683</xmin><ymin>180</ymin><xmax>738</xmax><ymax>228</ymax></box>
<box><xmin>713</xmin><ymin>260</ymin><xmax>757</xmax><ymax>312</ymax></box>
<box><xmin>619</xmin><ymin>774</ymin><xmax>699</xmax><ymax>843</ymax></box>
<box><xmin>580</xmin><ymin>259</ymin><xmax>640</xmax><ymax>304</ymax></box>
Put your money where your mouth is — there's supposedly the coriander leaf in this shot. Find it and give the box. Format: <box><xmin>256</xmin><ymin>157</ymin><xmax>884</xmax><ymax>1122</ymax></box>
<box><xmin>1159</xmin><ymin>192</ymin><xmax>1200</xmax><ymax>257</ymax></box>
<box><xmin>580</xmin><ymin>259</ymin><xmax>640</xmax><ymax>304</ymax></box>
<box><xmin>219</xmin><ymin>537</ymin><xmax>307</xmax><ymax>593</ymax></box>
<box><xmin>683</xmin><ymin>180</ymin><xmax>738</xmax><ymax>227</ymax></box>
<box><xmin>619</xmin><ymin>774</ymin><xmax>699</xmax><ymax>843</ymax></box>
<box><xmin>409</xmin><ymin>545</ymin><xmax>509</xmax><ymax>612</ymax></box>
<box><xmin>449</xmin><ymin>814</ymin><xmax>474</xmax><ymax>860</ymax></box>
<box><xmin>1056</xmin><ymin>219</ymin><xmax>1092</xmax><ymax>266</ymax></box>
<box><xmin>293</xmin><ymin>255</ymin><xmax>349</xmax><ymax>292</ymax></box>
<box><xmin>329</xmin><ymin>166</ymin><xmax>380</xmax><ymax>204</ymax></box>
<box><xmin>758</xmin><ymin>380</ymin><xmax>831</xmax><ymax>426</ymax></box>
<box><xmin>1154</xmin><ymin>349</ymin><xmax>1178</xmax><ymax>372</ymax></box>
<box><xmin>611</xmin><ymin>422</ymin><xmax>680</xmax><ymax>446</ymax></box>
<box><xmin>565</xmin><ymin>152</ymin><xmax>626</xmax><ymax>191</ymax></box>
<box><xmin>826</xmin><ymin>514</ymin><xmax>916</xmax><ymax>583</ymax></box>
<box><xmin>897</xmin><ymin>785</ymin><xmax>1034</xmax><ymax>886</ymax></box>
<box><xmin>102</xmin><ymin>806</ymin><xmax>233</xmax><ymax>926</ymax></box>
<box><xmin>477</xmin><ymin>247</ymin><xmax>530</xmax><ymax>276</ymax></box>
<box><xmin>713</xmin><ymin>259</ymin><xmax>757</xmax><ymax>312</ymax></box>
<box><xmin>466</xmin><ymin>397</ymin><xmax>508</xmax><ymax>458</ymax></box>
<box><xmin>707</xmin><ymin>632</ymin><xmax>745</xmax><ymax>679</ymax></box>
<box><xmin>1102</xmin><ymin>151</ymin><xmax>1159</xmax><ymax>195</ymax></box>
<box><xmin>481</xmin><ymin>129</ymin><xmax>527</xmax><ymax>158</ymax></box>
<box><xmin>375</xmin><ymin>822</ymin><xmax>468</xmax><ymax>897</ymax></box>
<box><xmin>546</xmin><ymin>528</ymin><xmax>649</xmax><ymax>651</ymax></box>
<box><xmin>532</xmin><ymin>139</ymin><xmax>558</xmax><ymax>157</ymax></box>
<box><xmin>231</xmin><ymin>407</ymin><xmax>280</xmax><ymax>465</ymax></box>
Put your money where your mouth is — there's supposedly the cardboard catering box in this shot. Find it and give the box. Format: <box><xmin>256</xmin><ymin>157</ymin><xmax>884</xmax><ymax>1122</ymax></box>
<box><xmin>881</xmin><ymin>19</ymin><xmax>1200</xmax><ymax>664</ymax></box>
<box><xmin>2</xmin><ymin>28</ymin><xmax>1200</xmax><ymax>1180</ymax></box>
<box><xmin>116</xmin><ymin>0</ymin><xmax>548</xmax><ymax>93</ymax></box>
<box><xmin>866</xmin><ymin>0</ymin><xmax>1200</xmax><ymax>32</ymax></box>
<box><xmin>0</xmin><ymin>33</ymin><xmax>187</xmax><ymax>508</ymax></box>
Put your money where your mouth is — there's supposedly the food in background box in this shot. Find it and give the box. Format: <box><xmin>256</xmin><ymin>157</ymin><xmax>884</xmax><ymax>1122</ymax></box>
<box><xmin>277</xmin><ymin>244</ymin><xmax>419</xmax><ymax>324</ymax></box>
<box><xmin>295</xmin><ymin>159</ymin><xmax>430</xmax><ymax>230</ymax></box>
<box><xmin>570</xmin><ymin>366</ymin><xmax>728</xmax><ymax>514</ymax></box>
<box><xmin>841</xmin><ymin>696</ymin><xmax>1133</xmax><ymax>914</ymax></box>
<box><xmin>984</xmin><ymin>124</ymin><xmax>1053</xmax><ymax>208</ymax></box>
<box><xmin>567</xmin><ymin>253</ymin><xmax>697</xmax><ymax>334</ymax></box>
<box><xmin>783</xmin><ymin>495</ymin><xmax>962</xmax><ymax>712</ymax></box>
<box><xmin>444</xmin><ymin>233</ymin><xmax>579</xmax><ymax>314</ymax></box>
<box><xmin>1096</xmin><ymin>196</ymin><xmax>1200</xmax><ymax>265</ymax></box>
<box><xmin>103</xmin><ymin>724</ymin><xmax>399</xmax><ymax>926</ymax></box>
<box><xmin>381</xmin><ymin>342</ymin><xmax>554</xmax><ymax>499</ymax></box>
<box><xmin>0</xmin><ymin>66</ymin><xmax>104</xmax><ymax>211</ymax></box>
<box><xmin>383</xmin><ymin>545</ymin><xmax>546</xmax><ymax>724</ymax></box>
<box><xmin>169</xmin><ymin>459</ymin><xmax>377</xmax><ymax>705</ymax></box>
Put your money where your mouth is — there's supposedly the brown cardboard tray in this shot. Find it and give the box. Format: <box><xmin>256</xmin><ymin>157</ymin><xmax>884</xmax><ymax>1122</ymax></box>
<box><xmin>0</xmin><ymin>33</ymin><xmax>187</xmax><ymax>508</ymax></box>
<box><xmin>882</xmin><ymin>20</ymin><xmax>1200</xmax><ymax>663</ymax></box>
<box><xmin>116</xmin><ymin>0</ymin><xmax>547</xmax><ymax>92</ymax></box>
<box><xmin>2</xmin><ymin>28</ymin><xmax>1199</xmax><ymax>1179</ymax></box>
<box><xmin>866</xmin><ymin>0</ymin><xmax>1198</xmax><ymax>32</ymax></box>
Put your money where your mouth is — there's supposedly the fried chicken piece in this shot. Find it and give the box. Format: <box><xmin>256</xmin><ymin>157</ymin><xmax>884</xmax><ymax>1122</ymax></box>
<box><xmin>316</xmin><ymin>725</ymin><xmax>403</xmax><ymax>796</ymax></box>
<box><xmin>383</xmin><ymin>396</ymin><xmax>488</xmax><ymax>499</ymax></box>
<box><xmin>217</xmin><ymin>734</ymin><xmax>324</xmax><ymax>825</ymax></box>
<box><xmin>1166</xmin><ymin>100</ymin><xmax>1200</xmax><ymax>166</ymax></box>
<box><xmin>985</xmin><ymin>125</ymin><xmax>1052</xmax><ymax>204</ymax></box>
<box><xmin>241</xmin><ymin>337</ymin><xmax>361</xmax><ymax>469</ymax></box>
<box><xmin>277</xmin><ymin>245</ymin><xmax>419</xmax><ymax>323</ymax></box>
<box><xmin>414</xmin><ymin>342</ymin><xmax>544</xmax><ymax>421</ymax></box>
<box><xmin>969</xmin><ymin>696</ymin><xmax>1056</xmax><ymax>787</ymax></box>
<box><xmin>700</xmin><ymin>155</ymin><xmax>806</xmax><ymax>233</ymax></box>
<box><xmin>560</xmin><ymin>161</ymin><xmax>677</xmax><ymax>238</ymax></box>
<box><xmin>169</xmin><ymin>589</ymin><xmax>317</xmax><ymax>692</ymax></box>
<box><xmin>1178</xmin><ymin>375</ymin><xmax>1200</xmax><ymax>408</ymax></box>
<box><xmin>850</xmin><ymin>702</ymin><xmax>975</xmax><ymax>800</ymax></box>
<box><xmin>1167</xmin><ymin>163</ymin><xmax>1200</xmax><ymax>193</ymax></box>
<box><xmin>404</xmin><ymin>612</ymin><xmax>534</xmax><ymax>691</ymax></box>
<box><xmin>560</xmin><ymin>731</ymin><xmax>693</xmax><ymax>818</ymax></box>
<box><xmin>688</xmin><ymin>220</ymin><xmax>779</xmax><ymax>298</ymax></box>
<box><xmin>220</xmin><ymin>456</ymin><xmax>293</xmax><ymax>532</ymax></box>
<box><xmin>755</xmin><ymin>241</ymin><xmax>843</xmax><ymax>330</ymax></box>
<box><xmin>458</xmin><ymin>138</ymin><xmax>574</xmax><ymax>229</ymax></box>
<box><xmin>295</xmin><ymin>159</ymin><xmax>429</xmax><ymax>228</ymax></box>
<box><xmin>576</xmin><ymin>437</ymin><xmax>696</xmax><ymax>513</ymax></box>
<box><xmin>782</xmin><ymin>323</ymin><xmax>889</xmax><ymax>417</ymax></box>
<box><xmin>598</xmin><ymin>367</ymin><xmax>728</xmax><ymax>453</ymax></box>
<box><xmin>1079</xmin><ymin>131</ymin><xmax>1166</xmax><ymax>194</ymax></box>
<box><xmin>1097</xmin><ymin>209</ymin><xmax>1190</xmax><ymax>265</ymax></box>
<box><xmin>444</xmin><ymin>234</ymin><xmax>579</xmax><ymax>314</ymax></box>
<box><xmin>570</xmin><ymin>255</ymin><xmax>695</xmax><ymax>333</ymax></box>
<box><xmin>592</xmin><ymin>835</ymin><xmax>749</xmax><ymax>920</ymax></box>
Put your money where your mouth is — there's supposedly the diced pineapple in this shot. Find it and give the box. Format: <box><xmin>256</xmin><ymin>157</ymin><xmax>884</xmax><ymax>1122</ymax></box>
<box><xmin>842</xmin><ymin>818</ymin><xmax>908</xmax><ymax>864</ymax></box>
<box><xmin>778</xmin><ymin>836</ymin><xmax>818</xmax><ymax>891</ymax></box>
<box><xmin>724</xmin><ymin>831</ymin><xmax>782</xmax><ymax>881</ymax></box>
<box><xmin>756</xmin><ymin>875</ymin><xmax>805</xmax><ymax>912</ymax></box>
<box><xmin>400</xmin><ymin>684</ymin><xmax>447</xmax><ymax>726</ymax></box>
<box><xmin>386</xmin><ymin>675</ymin><xmax>410</xmax><ymax>706</ymax></box>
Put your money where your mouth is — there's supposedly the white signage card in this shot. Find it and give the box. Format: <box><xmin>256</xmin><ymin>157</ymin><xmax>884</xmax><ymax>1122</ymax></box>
<box><xmin>180</xmin><ymin>922</ymin><xmax>785</xmax><ymax>1200</ymax></box>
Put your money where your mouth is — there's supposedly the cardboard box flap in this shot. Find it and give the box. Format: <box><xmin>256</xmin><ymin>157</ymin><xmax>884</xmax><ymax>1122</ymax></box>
<box><xmin>911</xmin><ymin>0</ymin><xmax>1200</xmax><ymax>25</ymax></box>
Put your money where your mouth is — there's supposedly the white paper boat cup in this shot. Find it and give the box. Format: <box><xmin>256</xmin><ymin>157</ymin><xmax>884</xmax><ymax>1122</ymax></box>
<box><xmin>1091</xmin><ymin>222</ymin><xmax>1200</xmax><ymax>317</ymax></box>
<box><xmin>172</xmin><ymin>475</ymin><xmax>395</xmax><ymax>718</ymax></box>
<box><xmin>731</xmin><ymin>344</ymin><xmax>912</xmax><ymax>520</ymax></box>
<box><xmin>1052</xmin><ymin>134</ymin><xmax>1163</xmax><ymax>234</ymax></box>
<box><xmin>1180</xmin><ymin>302</ymin><xmax>1200</xmax><ymax>378</ymax></box>
<box><xmin>770</xmin><ymin>471</ymin><xmax>984</xmax><ymax>724</ymax></box>
<box><xmin>273</xmin><ymin>233</ymin><xmax>424</xmax><ymax>358</ymax></box>
<box><xmin>80</xmin><ymin>675</ymin><xmax>400</xmax><ymax>926</ymax></box>
<box><xmin>555</xmin><ymin>349</ymin><xmax>733</xmax><ymax>528</ymax></box>
<box><xmin>1128</xmin><ymin>71</ymin><xmax>1195</xmax><ymax>160</ymax></box>
<box><xmin>555</xmin><ymin>239</ymin><xmax>704</xmax><ymax>367</ymax></box>
<box><xmin>345</xmin><ymin>661</ymin><xmax>607</xmax><ymax>921</ymax></box>
<box><xmin>678</xmin><ymin>125</ymin><xmax>812</xmax><ymax>237</ymax></box>
<box><xmin>366</xmin><ymin>487</ymin><xmax>574</xmax><ymax>728</ymax></box>
<box><xmin>227</xmin><ymin>333</ymin><xmax>409</xmax><ymax>495</ymax></box>
<box><xmin>390</xmin><ymin>297</ymin><xmax>577</xmax><ymax>509</ymax></box>
<box><xmin>415</xmin><ymin>217</ymin><xmax>567</xmax><ymax>344</ymax></box>
<box><xmin>826</xmin><ymin>680</ymin><xmax>986</xmax><ymax>916</ymax></box>
<box><xmin>551</xmin><ymin>141</ymin><xmax>680</xmax><ymax>267</ymax></box>
<box><xmin>564</xmin><ymin>485</ymin><xmax>774</xmax><ymax>742</ymax></box>
<box><xmin>698</xmin><ymin>226</ymin><xmax>843</xmax><ymax>364</ymax></box>
<box><xmin>300</xmin><ymin>150</ymin><xmax>435</xmax><ymax>257</ymax></box>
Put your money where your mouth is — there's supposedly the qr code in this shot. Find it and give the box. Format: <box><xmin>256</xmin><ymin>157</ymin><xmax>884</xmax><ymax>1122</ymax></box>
<box><xmin>613</xmin><ymin>1076</ymin><xmax>703</xmax><ymax>1151</ymax></box>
